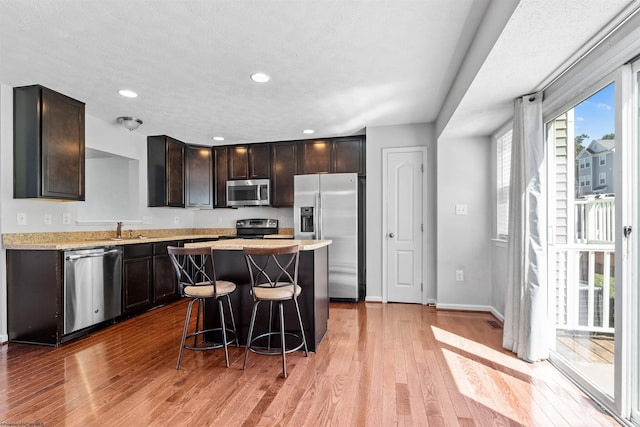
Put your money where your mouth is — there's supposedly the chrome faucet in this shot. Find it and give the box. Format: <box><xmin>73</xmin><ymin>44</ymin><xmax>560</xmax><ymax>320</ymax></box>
<box><xmin>116</xmin><ymin>222</ymin><xmax>123</xmax><ymax>239</ymax></box>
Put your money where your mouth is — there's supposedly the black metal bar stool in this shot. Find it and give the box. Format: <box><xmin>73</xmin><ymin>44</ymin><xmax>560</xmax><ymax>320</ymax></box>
<box><xmin>167</xmin><ymin>246</ymin><xmax>238</xmax><ymax>369</ymax></box>
<box><xmin>242</xmin><ymin>244</ymin><xmax>308</xmax><ymax>378</ymax></box>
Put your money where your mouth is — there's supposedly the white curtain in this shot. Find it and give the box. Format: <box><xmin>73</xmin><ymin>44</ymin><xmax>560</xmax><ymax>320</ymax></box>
<box><xmin>502</xmin><ymin>93</ymin><xmax>548</xmax><ymax>363</ymax></box>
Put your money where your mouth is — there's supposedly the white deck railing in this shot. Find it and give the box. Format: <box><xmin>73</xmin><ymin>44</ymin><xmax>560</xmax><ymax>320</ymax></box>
<box><xmin>575</xmin><ymin>197</ymin><xmax>615</xmax><ymax>244</ymax></box>
<box><xmin>555</xmin><ymin>245</ymin><xmax>615</xmax><ymax>334</ymax></box>
<box><xmin>554</xmin><ymin>199</ymin><xmax>615</xmax><ymax>334</ymax></box>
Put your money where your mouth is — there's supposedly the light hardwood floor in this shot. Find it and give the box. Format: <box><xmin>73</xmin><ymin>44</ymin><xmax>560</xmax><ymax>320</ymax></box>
<box><xmin>0</xmin><ymin>300</ymin><xmax>618</xmax><ymax>426</ymax></box>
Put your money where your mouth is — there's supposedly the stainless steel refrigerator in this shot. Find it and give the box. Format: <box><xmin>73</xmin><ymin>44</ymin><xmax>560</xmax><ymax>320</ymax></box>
<box><xmin>294</xmin><ymin>173</ymin><xmax>358</xmax><ymax>300</ymax></box>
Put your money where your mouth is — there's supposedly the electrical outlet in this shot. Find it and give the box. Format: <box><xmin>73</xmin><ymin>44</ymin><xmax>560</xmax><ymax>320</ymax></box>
<box><xmin>62</xmin><ymin>213</ymin><xmax>71</xmax><ymax>224</ymax></box>
<box><xmin>44</xmin><ymin>214</ymin><xmax>52</xmax><ymax>225</ymax></box>
<box><xmin>455</xmin><ymin>204</ymin><xmax>468</xmax><ymax>215</ymax></box>
<box><xmin>455</xmin><ymin>270</ymin><xmax>464</xmax><ymax>282</ymax></box>
<box><xmin>17</xmin><ymin>213</ymin><xmax>27</xmax><ymax>225</ymax></box>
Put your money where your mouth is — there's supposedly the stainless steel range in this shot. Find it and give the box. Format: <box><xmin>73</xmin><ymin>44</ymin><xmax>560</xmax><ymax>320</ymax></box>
<box><xmin>235</xmin><ymin>218</ymin><xmax>279</xmax><ymax>238</ymax></box>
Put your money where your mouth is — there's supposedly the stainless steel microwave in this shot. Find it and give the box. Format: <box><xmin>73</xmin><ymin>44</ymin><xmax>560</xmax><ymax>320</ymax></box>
<box><xmin>226</xmin><ymin>179</ymin><xmax>270</xmax><ymax>207</ymax></box>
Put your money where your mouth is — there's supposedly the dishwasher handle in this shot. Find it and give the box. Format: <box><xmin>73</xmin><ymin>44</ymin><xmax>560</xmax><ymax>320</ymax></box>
<box><xmin>66</xmin><ymin>249</ymin><xmax>121</xmax><ymax>261</ymax></box>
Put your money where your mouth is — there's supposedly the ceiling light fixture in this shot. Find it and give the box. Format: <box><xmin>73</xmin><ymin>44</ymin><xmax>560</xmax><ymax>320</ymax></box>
<box><xmin>117</xmin><ymin>116</ymin><xmax>143</xmax><ymax>131</ymax></box>
<box><xmin>250</xmin><ymin>72</ymin><xmax>270</xmax><ymax>83</ymax></box>
<box><xmin>302</xmin><ymin>129</ymin><xmax>315</xmax><ymax>134</ymax></box>
<box><xmin>213</xmin><ymin>136</ymin><xmax>225</xmax><ymax>141</ymax></box>
<box><xmin>118</xmin><ymin>89</ymin><xmax>138</xmax><ymax>98</ymax></box>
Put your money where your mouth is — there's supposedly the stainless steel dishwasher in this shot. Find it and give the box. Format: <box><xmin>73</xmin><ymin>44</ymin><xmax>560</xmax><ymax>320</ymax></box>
<box><xmin>64</xmin><ymin>247</ymin><xmax>123</xmax><ymax>335</ymax></box>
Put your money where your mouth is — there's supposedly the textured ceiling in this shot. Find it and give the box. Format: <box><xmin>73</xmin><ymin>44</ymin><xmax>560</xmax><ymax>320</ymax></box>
<box><xmin>441</xmin><ymin>0</ymin><xmax>638</xmax><ymax>138</ymax></box>
<box><xmin>0</xmin><ymin>0</ymin><xmax>486</xmax><ymax>146</ymax></box>
<box><xmin>2</xmin><ymin>1</ymin><xmax>636</xmax><ymax>146</ymax></box>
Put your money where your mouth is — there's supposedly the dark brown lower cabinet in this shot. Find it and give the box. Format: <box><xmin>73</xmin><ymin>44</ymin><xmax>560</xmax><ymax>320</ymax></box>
<box><xmin>152</xmin><ymin>241</ymin><xmax>179</xmax><ymax>304</ymax></box>
<box><xmin>6</xmin><ymin>250</ymin><xmax>62</xmax><ymax>346</ymax></box>
<box><xmin>123</xmin><ymin>244</ymin><xmax>153</xmax><ymax>315</ymax></box>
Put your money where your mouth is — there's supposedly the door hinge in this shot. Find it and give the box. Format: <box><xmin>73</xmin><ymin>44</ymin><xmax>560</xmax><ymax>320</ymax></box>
<box><xmin>624</xmin><ymin>225</ymin><xmax>632</xmax><ymax>237</ymax></box>
<box><xmin>421</xmin><ymin>164</ymin><xmax>424</xmax><ymax>173</ymax></box>
<box><xmin>421</xmin><ymin>282</ymin><xmax>423</xmax><ymax>292</ymax></box>
<box><xmin>421</xmin><ymin>224</ymin><xmax>424</xmax><ymax>232</ymax></box>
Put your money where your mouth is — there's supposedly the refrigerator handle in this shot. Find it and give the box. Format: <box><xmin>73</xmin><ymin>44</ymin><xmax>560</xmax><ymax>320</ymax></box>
<box><xmin>316</xmin><ymin>192</ymin><xmax>322</xmax><ymax>240</ymax></box>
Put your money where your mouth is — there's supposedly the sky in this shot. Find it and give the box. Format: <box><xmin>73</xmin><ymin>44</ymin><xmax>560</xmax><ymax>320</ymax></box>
<box><xmin>573</xmin><ymin>82</ymin><xmax>615</xmax><ymax>146</ymax></box>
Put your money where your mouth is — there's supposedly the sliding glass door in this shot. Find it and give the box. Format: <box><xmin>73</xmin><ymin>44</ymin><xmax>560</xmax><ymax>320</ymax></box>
<box><xmin>547</xmin><ymin>63</ymin><xmax>640</xmax><ymax>423</ymax></box>
<box><xmin>547</xmin><ymin>82</ymin><xmax>617</xmax><ymax>404</ymax></box>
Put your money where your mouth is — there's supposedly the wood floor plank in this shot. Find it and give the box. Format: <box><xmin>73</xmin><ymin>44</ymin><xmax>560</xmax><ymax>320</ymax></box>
<box><xmin>0</xmin><ymin>300</ymin><xmax>620</xmax><ymax>426</ymax></box>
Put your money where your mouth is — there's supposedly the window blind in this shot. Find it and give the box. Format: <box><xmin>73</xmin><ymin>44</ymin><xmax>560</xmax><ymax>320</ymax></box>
<box><xmin>497</xmin><ymin>130</ymin><xmax>513</xmax><ymax>239</ymax></box>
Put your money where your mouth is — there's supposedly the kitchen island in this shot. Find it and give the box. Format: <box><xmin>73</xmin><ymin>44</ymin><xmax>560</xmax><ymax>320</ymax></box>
<box><xmin>183</xmin><ymin>239</ymin><xmax>331</xmax><ymax>352</ymax></box>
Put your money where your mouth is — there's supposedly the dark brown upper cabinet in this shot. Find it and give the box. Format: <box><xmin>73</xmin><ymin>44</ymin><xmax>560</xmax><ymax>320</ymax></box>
<box><xmin>299</xmin><ymin>140</ymin><xmax>331</xmax><ymax>175</ymax></box>
<box><xmin>228</xmin><ymin>143</ymin><xmax>271</xmax><ymax>180</ymax></box>
<box><xmin>185</xmin><ymin>144</ymin><xmax>213</xmax><ymax>209</ymax></box>
<box><xmin>213</xmin><ymin>146</ymin><xmax>228</xmax><ymax>207</ymax></box>
<box><xmin>332</xmin><ymin>137</ymin><xmax>365</xmax><ymax>175</ymax></box>
<box><xmin>228</xmin><ymin>145</ymin><xmax>249</xmax><ymax>180</ymax></box>
<box><xmin>271</xmin><ymin>141</ymin><xmax>297</xmax><ymax>207</ymax></box>
<box><xmin>299</xmin><ymin>137</ymin><xmax>365</xmax><ymax>176</ymax></box>
<box><xmin>14</xmin><ymin>85</ymin><xmax>85</xmax><ymax>201</ymax></box>
<box><xmin>248</xmin><ymin>143</ymin><xmax>271</xmax><ymax>179</ymax></box>
<box><xmin>147</xmin><ymin>136</ymin><xmax>185</xmax><ymax>207</ymax></box>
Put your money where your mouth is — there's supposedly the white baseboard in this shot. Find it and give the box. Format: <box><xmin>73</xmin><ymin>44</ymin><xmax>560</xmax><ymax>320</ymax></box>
<box><xmin>0</xmin><ymin>334</ymin><xmax>8</xmax><ymax>344</ymax></box>
<box><xmin>435</xmin><ymin>303</ymin><xmax>494</xmax><ymax>313</ymax></box>
<box><xmin>361</xmin><ymin>298</ymin><xmax>502</xmax><ymax>320</ymax></box>
<box><xmin>490</xmin><ymin>307</ymin><xmax>504</xmax><ymax>322</ymax></box>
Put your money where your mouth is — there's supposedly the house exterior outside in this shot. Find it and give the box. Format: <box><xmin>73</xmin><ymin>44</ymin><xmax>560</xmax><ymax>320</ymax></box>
<box><xmin>577</xmin><ymin>139</ymin><xmax>615</xmax><ymax>197</ymax></box>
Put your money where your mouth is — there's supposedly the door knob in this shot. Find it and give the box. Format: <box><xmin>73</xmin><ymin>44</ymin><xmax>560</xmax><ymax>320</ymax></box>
<box><xmin>388</xmin><ymin>233</ymin><xmax>395</xmax><ymax>238</ymax></box>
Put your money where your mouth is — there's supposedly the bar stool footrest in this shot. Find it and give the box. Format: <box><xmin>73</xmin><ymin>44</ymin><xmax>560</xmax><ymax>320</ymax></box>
<box><xmin>184</xmin><ymin>327</ymin><xmax>237</xmax><ymax>351</ymax></box>
<box><xmin>247</xmin><ymin>331</ymin><xmax>305</xmax><ymax>356</ymax></box>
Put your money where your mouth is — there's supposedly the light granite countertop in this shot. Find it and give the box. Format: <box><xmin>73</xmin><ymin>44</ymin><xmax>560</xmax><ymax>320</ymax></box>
<box><xmin>2</xmin><ymin>227</ymin><xmax>298</xmax><ymax>250</ymax></box>
<box><xmin>2</xmin><ymin>234</ymin><xmax>228</xmax><ymax>250</ymax></box>
<box><xmin>184</xmin><ymin>238</ymin><xmax>331</xmax><ymax>251</ymax></box>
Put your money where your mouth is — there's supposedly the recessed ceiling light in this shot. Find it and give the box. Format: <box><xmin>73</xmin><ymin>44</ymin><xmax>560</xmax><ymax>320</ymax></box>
<box><xmin>118</xmin><ymin>89</ymin><xmax>138</xmax><ymax>98</ymax></box>
<box><xmin>250</xmin><ymin>72</ymin><xmax>270</xmax><ymax>83</ymax></box>
<box><xmin>302</xmin><ymin>129</ymin><xmax>315</xmax><ymax>134</ymax></box>
<box><xmin>213</xmin><ymin>136</ymin><xmax>225</xmax><ymax>141</ymax></box>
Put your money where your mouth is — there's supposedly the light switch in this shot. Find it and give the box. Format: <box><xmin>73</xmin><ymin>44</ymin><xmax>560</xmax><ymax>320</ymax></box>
<box><xmin>455</xmin><ymin>204</ymin><xmax>468</xmax><ymax>215</ymax></box>
<box><xmin>44</xmin><ymin>214</ymin><xmax>52</xmax><ymax>225</ymax></box>
<box><xmin>17</xmin><ymin>213</ymin><xmax>27</xmax><ymax>225</ymax></box>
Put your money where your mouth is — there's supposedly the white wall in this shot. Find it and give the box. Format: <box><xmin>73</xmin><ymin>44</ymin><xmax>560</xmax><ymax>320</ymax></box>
<box><xmin>365</xmin><ymin>123</ymin><xmax>436</xmax><ymax>303</ymax></box>
<box><xmin>192</xmin><ymin>206</ymin><xmax>294</xmax><ymax>230</ymax></box>
<box><xmin>436</xmin><ymin>136</ymin><xmax>492</xmax><ymax>310</ymax></box>
<box><xmin>491</xmin><ymin>241</ymin><xmax>507</xmax><ymax>319</ymax></box>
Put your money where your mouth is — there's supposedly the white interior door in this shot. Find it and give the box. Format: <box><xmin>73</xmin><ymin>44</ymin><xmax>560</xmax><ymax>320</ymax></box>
<box><xmin>383</xmin><ymin>147</ymin><xmax>424</xmax><ymax>303</ymax></box>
